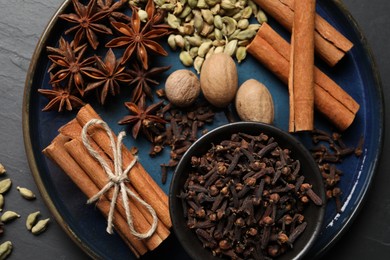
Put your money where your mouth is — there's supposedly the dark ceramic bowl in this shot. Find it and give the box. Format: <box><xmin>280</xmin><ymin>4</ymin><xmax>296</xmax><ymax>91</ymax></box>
<box><xmin>169</xmin><ymin>122</ymin><xmax>326</xmax><ymax>260</ymax></box>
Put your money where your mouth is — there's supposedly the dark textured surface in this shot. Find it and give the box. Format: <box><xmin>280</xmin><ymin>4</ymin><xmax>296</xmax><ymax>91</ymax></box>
<box><xmin>0</xmin><ymin>0</ymin><xmax>388</xmax><ymax>259</ymax></box>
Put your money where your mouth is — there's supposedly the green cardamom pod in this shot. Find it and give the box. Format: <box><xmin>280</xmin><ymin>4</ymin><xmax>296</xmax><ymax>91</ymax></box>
<box><xmin>168</xmin><ymin>34</ymin><xmax>177</xmax><ymax>50</ymax></box>
<box><xmin>26</xmin><ymin>211</ymin><xmax>41</xmax><ymax>231</ymax></box>
<box><xmin>235</xmin><ymin>28</ymin><xmax>257</xmax><ymax>40</ymax></box>
<box><xmin>221</xmin><ymin>0</ymin><xmax>236</xmax><ymax>10</ymax></box>
<box><xmin>194</xmin><ymin>56</ymin><xmax>205</xmax><ymax>74</ymax></box>
<box><xmin>197</xmin><ymin>0</ymin><xmax>209</xmax><ymax>9</ymax></box>
<box><xmin>160</xmin><ymin>3</ymin><xmax>176</xmax><ymax>11</ymax></box>
<box><xmin>210</xmin><ymin>3</ymin><xmax>221</xmax><ymax>15</ymax></box>
<box><xmin>201</xmin><ymin>9</ymin><xmax>214</xmax><ymax>25</ymax></box>
<box><xmin>179</xmin><ymin>51</ymin><xmax>194</xmax><ymax>66</ymax></box>
<box><xmin>200</xmin><ymin>23</ymin><xmax>214</xmax><ymax>37</ymax></box>
<box><xmin>1</xmin><ymin>211</ymin><xmax>20</xmax><ymax>223</ymax></box>
<box><xmin>193</xmin><ymin>12</ymin><xmax>204</xmax><ymax>32</ymax></box>
<box><xmin>237</xmin><ymin>19</ymin><xmax>249</xmax><ymax>30</ymax></box>
<box><xmin>248</xmin><ymin>0</ymin><xmax>258</xmax><ymax>15</ymax></box>
<box><xmin>224</xmin><ymin>39</ymin><xmax>238</xmax><ymax>56</ymax></box>
<box><xmin>198</xmin><ymin>41</ymin><xmax>213</xmax><ymax>58</ymax></box>
<box><xmin>186</xmin><ymin>35</ymin><xmax>203</xmax><ymax>47</ymax></box>
<box><xmin>0</xmin><ymin>163</ymin><xmax>6</xmax><ymax>175</ymax></box>
<box><xmin>256</xmin><ymin>9</ymin><xmax>268</xmax><ymax>24</ymax></box>
<box><xmin>167</xmin><ymin>13</ymin><xmax>181</xmax><ymax>29</ymax></box>
<box><xmin>173</xmin><ymin>2</ymin><xmax>184</xmax><ymax>15</ymax></box>
<box><xmin>236</xmin><ymin>46</ymin><xmax>247</xmax><ymax>63</ymax></box>
<box><xmin>222</xmin><ymin>16</ymin><xmax>237</xmax><ymax>36</ymax></box>
<box><xmin>174</xmin><ymin>35</ymin><xmax>186</xmax><ymax>49</ymax></box>
<box><xmin>205</xmin><ymin>46</ymin><xmax>216</xmax><ymax>60</ymax></box>
<box><xmin>214</xmin><ymin>46</ymin><xmax>225</xmax><ymax>54</ymax></box>
<box><xmin>188</xmin><ymin>0</ymin><xmax>198</xmax><ymax>8</ymax></box>
<box><xmin>138</xmin><ymin>9</ymin><xmax>148</xmax><ymax>23</ymax></box>
<box><xmin>0</xmin><ymin>241</ymin><xmax>12</xmax><ymax>259</ymax></box>
<box><xmin>31</xmin><ymin>218</ymin><xmax>50</xmax><ymax>235</ymax></box>
<box><xmin>0</xmin><ymin>179</ymin><xmax>11</xmax><ymax>194</ymax></box>
<box><xmin>0</xmin><ymin>194</ymin><xmax>4</xmax><ymax>212</ymax></box>
<box><xmin>241</xmin><ymin>6</ymin><xmax>252</xmax><ymax>19</ymax></box>
<box><xmin>179</xmin><ymin>5</ymin><xmax>192</xmax><ymax>19</ymax></box>
<box><xmin>213</xmin><ymin>15</ymin><xmax>223</xmax><ymax>30</ymax></box>
<box><xmin>189</xmin><ymin>47</ymin><xmax>199</xmax><ymax>58</ymax></box>
<box><xmin>205</xmin><ymin>0</ymin><xmax>220</xmax><ymax>7</ymax></box>
<box><xmin>16</xmin><ymin>186</ymin><xmax>36</xmax><ymax>200</ymax></box>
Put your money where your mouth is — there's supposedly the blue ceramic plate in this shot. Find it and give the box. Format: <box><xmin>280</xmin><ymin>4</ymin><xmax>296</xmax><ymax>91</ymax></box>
<box><xmin>23</xmin><ymin>0</ymin><xmax>383</xmax><ymax>259</ymax></box>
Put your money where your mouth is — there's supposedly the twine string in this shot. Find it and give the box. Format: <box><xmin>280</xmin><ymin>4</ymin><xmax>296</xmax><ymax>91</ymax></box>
<box><xmin>81</xmin><ymin>119</ymin><xmax>157</xmax><ymax>239</ymax></box>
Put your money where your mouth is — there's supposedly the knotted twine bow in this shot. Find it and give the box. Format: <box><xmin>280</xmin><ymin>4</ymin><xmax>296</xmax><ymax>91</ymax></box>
<box><xmin>81</xmin><ymin>119</ymin><xmax>158</xmax><ymax>239</ymax></box>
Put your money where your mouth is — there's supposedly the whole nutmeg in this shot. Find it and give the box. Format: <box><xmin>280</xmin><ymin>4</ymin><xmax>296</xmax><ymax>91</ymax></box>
<box><xmin>200</xmin><ymin>53</ymin><xmax>238</xmax><ymax>108</ymax></box>
<box><xmin>165</xmin><ymin>69</ymin><xmax>201</xmax><ymax>107</ymax></box>
<box><xmin>235</xmin><ymin>79</ymin><xmax>274</xmax><ymax>123</ymax></box>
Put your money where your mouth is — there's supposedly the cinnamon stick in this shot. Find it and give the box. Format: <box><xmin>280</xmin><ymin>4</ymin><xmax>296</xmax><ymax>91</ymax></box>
<box><xmin>43</xmin><ymin>134</ymin><xmax>147</xmax><ymax>257</ymax></box>
<box><xmin>288</xmin><ymin>0</ymin><xmax>316</xmax><ymax>132</ymax></box>
<box><xmin>247</xmin><ymin>23</ymin><xmax>359</xmax><ymax>131</ymax></box>
<box><xmin>75</xmin><ymin>105</ymin><xmax>171</xmax><ymax>228</ymax></box>
<box><xmin>64</xmin><ymin>138</ymin><xmax>169</xmax><ymax>250</ymax></box>
<box><xmin>254</xmin><ymin>0</ymin><xmax>354</xmax><ymax>67</ymax></box>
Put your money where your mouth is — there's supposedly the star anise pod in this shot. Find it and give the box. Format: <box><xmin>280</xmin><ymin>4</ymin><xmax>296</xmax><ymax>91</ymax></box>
<box><xmin>97</xmin><ymin>0</ymin><xmax>132</xmax><ymax>23</ymax></box>
<box><xmin>38</xmin><ymin>74</ymin><xmax>85</xmax><ymax>112</ymax></box>
<box><xmin>59</xmin><ymin>0</ymin><xmax>112</xmax><ymax>50</ymax></box>
<box><xmin>48</xmin><ymin>39</ymin><xmax>95</xmax><ymax>96</ymax></box>
<box><xmin>106</xmin><ymin>6</ymin><xmax>168</xmax><ymax>69</ymax></box>
<box><xmin>83</xmin><ymin>48</ymin><xmax>132</xmax><ymax>104</ymax></box>
<box><xmin>46</xmin><ymin>37</ymin><xmax>85</xmax><ymax>73</ymax></box>
<box><xmin>127</xmin><ymin>62</ymin><xmax>171</xmax><ymax>103</ymax></box>
<box><xmin>118</xmin><ymin>96</ymin><xmax>166</xmax><ymax>139</ymax></box>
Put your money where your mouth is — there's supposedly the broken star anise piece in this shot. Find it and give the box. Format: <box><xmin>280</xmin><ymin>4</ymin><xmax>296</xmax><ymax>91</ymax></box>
<box><xmin>106</xmin><ymin>6</ymin><xmax>168</xmax><ymax>69</ymax></box>
<box><xmin>127</xmin><ymin>62</ymin><xmax>171</xmax><ymax>103</ymax></box>
<box><xmin>59</xmin><ymin>0</ymin><xmax>112</xmax><ymax>50</ymax></box>
<box><xmin>118</xmin><ymin>96</ymin><xmax>166</xmax><ymax>139</ymax></box>
<box><xmin>48</xmin><ymin>40</ymin><xmax>95</xmax><ymax>96</ymax></box>
<box><xmin>83</xmin><ymin>48</ymin><xmax>132</xmax><ymax>104</ymax></box>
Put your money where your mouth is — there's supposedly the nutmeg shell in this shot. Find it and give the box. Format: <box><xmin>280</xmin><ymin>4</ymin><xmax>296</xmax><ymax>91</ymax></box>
<box><xmin>200</xmin><ymin>53</ymin><xmax>238</xmax><ymax>107</ymax></box>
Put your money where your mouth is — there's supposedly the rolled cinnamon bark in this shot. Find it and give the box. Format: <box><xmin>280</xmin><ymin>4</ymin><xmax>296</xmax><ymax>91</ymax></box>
<box><xmin>76</xmin><ymin>104</ymin><xmax>171</xmax><ymax>228</ymax></box>
<box><xmin>247</xmin><ymin>23</ymin><xmax>359</xmax><ymax>131</ymax></box>
<box><xmin>288</xmin><ymin>0</ymin><xmax>316</xmax><ymax>132</ymax></box>
<box><xmin>254</xmin><ymin>0</ymin><xmax>354</xmax><ymax>67</ymax></box>
<box><xmin>43</xmin><ymin>134</ymin><xmax>147</xmax><ymax>257</ymax></box>
<box><xmin>64</xmin><ymin>138</ymin><xmax>169</xmax><ymax>250</ymax></box>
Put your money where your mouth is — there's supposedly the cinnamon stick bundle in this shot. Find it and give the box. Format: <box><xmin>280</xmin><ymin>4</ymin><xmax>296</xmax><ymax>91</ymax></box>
<box><xmin>288</xmin><ymin>0</ymin><xmax>316</xmax><ymax>132</ymax></box>
<box><xmin>43</xmin><ymin>135</ymin><xmax>148</xmax><ymax>257</ymax></box>
<box><xmin>254</xmin><ymin>0</ymin><xmax>354</xmax><ymax>67</ymax></box>
<box><xmin>43</xmin><ymin>105</ymin><xmax>172</xmax><ymax>257</ymax></box>
<box><xmin>247</xmin><ymin>23</ymin><xmax>360</xmax><ymax>131</ymax></box>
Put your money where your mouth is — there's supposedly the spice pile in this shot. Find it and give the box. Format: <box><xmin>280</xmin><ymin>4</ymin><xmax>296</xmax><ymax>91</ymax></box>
<box><xmin>0</xmin><ymin>163</ymin><xmax>51</xmax><ymax>259</ymax></box>
<box><xmin>179</xmin><ymin>132</ymin><xmax>323</xmax><ymax>259</ymax></box>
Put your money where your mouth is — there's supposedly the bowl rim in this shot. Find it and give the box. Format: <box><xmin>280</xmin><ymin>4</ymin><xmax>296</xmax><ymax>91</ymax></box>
<box><xmin>169</xmin><ymin>121</ymin><xmax>326</xmax><ymax>260</ymax></box>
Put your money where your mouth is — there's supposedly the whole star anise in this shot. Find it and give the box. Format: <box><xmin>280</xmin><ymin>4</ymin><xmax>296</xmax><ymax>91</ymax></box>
<box><xmin>46</xmin><ymin>37</ymin><xmax>85</xmax><ymax>73</ymax></box>
<box><xmin>106</xmin><ymin>6</ymin><xmax>169</xmax><ymax>69</ymax></box>
<box><xmin>118</xmin><ymin>96</ymin><xmax>166</xmax><ymax>139</ymax></box>
<box><xmin>83</xmin><ymin>48</ymin><xmax>133</xmax><ymax>104</ymax></box>
<box><xmin>38</xmin><ymin>74</ymin><xmax>85</xmax><ymax>112</ymax></box>
<box><xmin>48</xmin><ymin>39</ymin><xmax>95</xmax><ymax>96</ymax></box>
<box><xmin>59</xmin><ymin>0</ymin><xmax>112</xmax><ymax>50</ymax></box>
<box><xmin>127</xmin><ymin>62</ymin><xmax>171</xmax><ymax>103</ymax></box>
<box><xmin>97</xmin><ymin>0</ymin><xmax>131</xmax><ymax>23</ymax></box>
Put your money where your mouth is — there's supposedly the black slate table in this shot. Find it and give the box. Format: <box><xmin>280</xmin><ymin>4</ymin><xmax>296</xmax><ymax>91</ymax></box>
<box><xmin>0</xmin><ymin>0</ymin><xmax>389</xmax><ymax>259</ymax></box>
